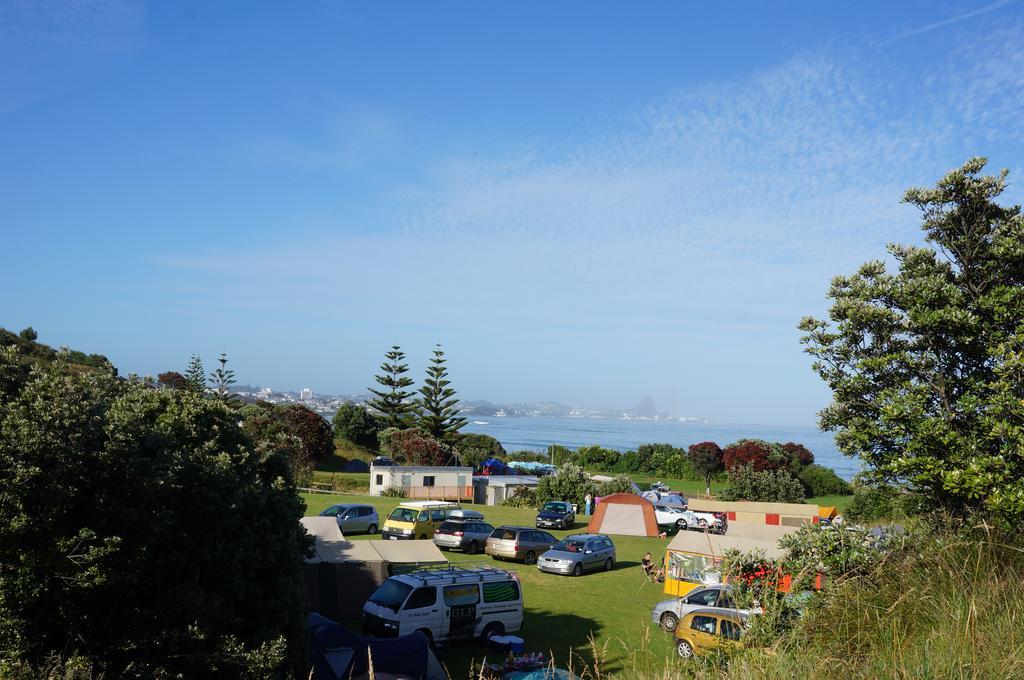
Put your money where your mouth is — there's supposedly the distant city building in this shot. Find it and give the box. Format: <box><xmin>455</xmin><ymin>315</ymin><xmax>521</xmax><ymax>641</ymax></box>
<box><xmin>300</xmin><ymin>388</ymin><xmax>313</xmax><ymax>401</ymax></box>
<box><xmin>257</xmin><ymin>387</ymin><xmax>273</xmax><ymax>399</ymax></box>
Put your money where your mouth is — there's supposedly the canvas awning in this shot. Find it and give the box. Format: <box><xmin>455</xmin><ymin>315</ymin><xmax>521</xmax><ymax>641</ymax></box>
<box><xmin>369</xmin><ymin>539</ymin><xmax>447</xmax><ymax>565</ymax></box>
<box><xmin>666</xmin><ymin>529</ymin><xmax>787</xmax><ymax>559</ymax></box>
<box><xmin>301</xmin><ymin>516</ymin><xmax>345</xmax><ymax>542</ymax></box>
<box><xmin>311</xmin><ymin>540</ymin><xmax>383</xmax><ymax>565</ymax></box>
<box><xmin>725</xmin><ymin>523</ymin><xmax>799</xmax><ymax>541</ymax></box>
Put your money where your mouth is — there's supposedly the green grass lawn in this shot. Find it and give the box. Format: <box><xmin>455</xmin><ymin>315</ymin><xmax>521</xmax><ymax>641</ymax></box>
<box><xmin>302</xmin><ymin>492</ymin><xmax>681</xmax><ymax>676</ymax></box>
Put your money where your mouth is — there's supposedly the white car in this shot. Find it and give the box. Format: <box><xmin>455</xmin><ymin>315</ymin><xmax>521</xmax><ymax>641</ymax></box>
<box><xmin>654</xmin><ymin>504</ymin><xmax>689</xmax><ymax>528</ymax></box>
<box><xmin>654</xmin><ymin>505</ymin><xmax>726</xmax><ymax>533</ymax></box>
<box><xmin>650</xmin><ymin>585</ymin><xmax>751</xmax><ymax>633</ymax></box>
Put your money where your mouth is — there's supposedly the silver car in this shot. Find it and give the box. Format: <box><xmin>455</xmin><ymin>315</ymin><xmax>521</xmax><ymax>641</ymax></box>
<box><xmin>650</xmin><ymin>584</ymin><xmax>750</xmax><ymax>633</ymax></box>
<box><xmin>433</xmin><ymin>518</ymin><xmax>495</xmax><ymax>554</ymax></box>
<box><xmin>537</xmin><ymin>534</ymin><xmax>616</xmax><ymax>576</ymax></box>
<box><xmin>318</xmin><ymin>503</ymin><xmax>379</xmax><ymax>535</ymax></box>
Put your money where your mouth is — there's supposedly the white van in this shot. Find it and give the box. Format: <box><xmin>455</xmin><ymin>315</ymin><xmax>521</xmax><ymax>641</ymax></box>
<box><xmin>361</xmin><ymin>565</ymin><xmax>523</xmax><ymax>644</ymax></box>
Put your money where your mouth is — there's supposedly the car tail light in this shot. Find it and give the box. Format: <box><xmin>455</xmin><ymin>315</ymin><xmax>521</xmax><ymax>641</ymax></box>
<box><xmin>514</xmin><ymin>543</ymin><xmax>519</xmax><ymax>551</ymax></box>
<box><xmin>454</xmin><ymin>531</ymin><xmax>463</xmax><ymax>536</ymax></box>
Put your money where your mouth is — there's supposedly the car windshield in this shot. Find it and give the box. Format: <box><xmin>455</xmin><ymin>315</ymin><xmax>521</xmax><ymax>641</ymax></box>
<box><xmin>553</xmin><ymin>538</ymin><xmax>588</xmax><ymax>552</ymax></box>
<box><xmin>388</xmin><ymin>508</ymin><xmax>419</xmax><ymax>522</ymax></box>
<box><xmin>542</xmin><ymin>503</ymin><xmax>567</xmax><ymax>513</ymax></box>
<box><xmin>368</xmin><ymin>580</ymin><xmax>413</xmax><ymax>612</ymax></box>
<box><xmin>658</xmin><ymin>506</ymin><xmax>681</xmax><ymax>514</ymax></box>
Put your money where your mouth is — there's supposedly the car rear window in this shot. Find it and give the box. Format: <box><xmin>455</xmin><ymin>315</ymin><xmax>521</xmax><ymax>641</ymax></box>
<box><xmin>438</xmin><ymin>521</ymin><xmax>460</xmax><ymax>532</ymax></box>
<box><xmin>491</xmin><ymin>528</ymin><xmax>518</xmax><ymax>540</ymax></box>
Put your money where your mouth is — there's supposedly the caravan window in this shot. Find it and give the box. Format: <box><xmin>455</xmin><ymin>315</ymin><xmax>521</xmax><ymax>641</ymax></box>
<box><xmin>404</xmin><ymin>587</ymin><xmax>437</xmax><ymax>611</ymax></box>
<box><xmin>443</xmin><ymin>584</ymin><xmax>480</xmax><ymax>607</ymax></box>
<box><xmin>668</xmin><ymin>552</ymin><xmax>720</xmax><ymax>583</ymax></box>
<box><xmin>423</xmin><ymin>476</ymin><xmax>436</xmax><ymax>487</ymax></box>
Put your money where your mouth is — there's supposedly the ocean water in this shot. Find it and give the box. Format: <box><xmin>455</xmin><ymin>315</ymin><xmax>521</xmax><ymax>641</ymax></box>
<box><xmin>461</xmin><ymin>416</ymin><xmax>859</xmax><ymax>481</ymax></box>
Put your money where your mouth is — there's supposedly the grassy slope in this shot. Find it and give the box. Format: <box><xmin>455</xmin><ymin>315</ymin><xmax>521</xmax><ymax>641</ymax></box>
<box><xmin>302</xmin><ymin>492</ymin><xmax>681</xmax><ymax>677</ymax></box>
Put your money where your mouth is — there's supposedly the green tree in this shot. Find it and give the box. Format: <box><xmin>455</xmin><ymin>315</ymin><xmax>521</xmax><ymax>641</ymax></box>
<box><xmin>797</xmin><ymin>464</ymin><xmax>851</xmax><ymax>497</ymax></box>
<box><xmin>718</xmin><ymin>464</ymin><xmax>806</xmax><ymax>503</ymax></box>
<box><xmin>208</xmin><ymin>352</ymin><xmax>236</xmax><ymax>403</ymax></box>
<box><xmin>0</xmin><ymin>354</ymin><xmax>309</xmax><ymax>677</ymax></box>
<box><xmin>414</xmin><ymin>344</ymin><xmax>467</xmax><ymax>439</ymax></box>
<box><xmin>688</xmin><ymin>441</ymin><xmax>724</xmax><ymax>496</ymax></box>
<box><xmin>331</xmin><ymin>402</ymin><xmax>380</xmax><ymax>448</ymax></box>
<box><xmin>186</xmin><ymin>353</ymin><xmax>206</xmax><ymax>393</ymax></box>
<box><xmin>535</xmin><ymin>462</ymin><xmax>596</xmax><ymax>508</ymax></box>
<box><xmin>18</xmin><ymin>327</ymin><xmax>37</xmax><ymax>342</ymax></box>
<box><xmin>367</xmin><ymin>345</ymin><xmax>416</xmax><ymax>428</ymax></box>
<box><xmin>800</xmin><ymin>158</ymin><xmax>1024</xmax><ymax>520</ymax></box>
<box><xmin>454</xmin><ymin>432</ymin><xmax>506</xmax><ymax>468</ymax></box>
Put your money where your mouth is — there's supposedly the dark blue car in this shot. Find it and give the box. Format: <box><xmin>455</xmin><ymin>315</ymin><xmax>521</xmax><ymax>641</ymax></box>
<box><xmin>536</xmin><ymin>501</ymin><xmax>575</xmax><ymax>530</ymax></box>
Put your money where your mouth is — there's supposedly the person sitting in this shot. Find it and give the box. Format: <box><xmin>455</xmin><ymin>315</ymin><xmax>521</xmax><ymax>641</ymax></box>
<box><xmin>642</xmin><ymin>552</ymin><xmax>657</xmax><ymax>580</ymax></box>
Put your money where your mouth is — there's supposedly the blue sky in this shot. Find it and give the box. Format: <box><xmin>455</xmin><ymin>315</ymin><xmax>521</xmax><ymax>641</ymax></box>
<box><xmin>2</xmin><ymin>1</ymin><xmax>1023</xmax><ymax>425</ymax></box>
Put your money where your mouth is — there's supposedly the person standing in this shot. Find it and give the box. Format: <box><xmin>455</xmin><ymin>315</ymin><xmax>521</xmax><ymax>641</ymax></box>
<box><xmin>584</xmin><ymin>492</ymin><xmax>593</xmax><ymax>516</ymax></box>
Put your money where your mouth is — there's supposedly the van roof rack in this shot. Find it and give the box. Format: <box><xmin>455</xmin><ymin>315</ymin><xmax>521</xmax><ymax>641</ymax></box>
<box><xmin>401</xmin><ymin>564</ymin><xmax>517</xmax><ymax>584</ymax></box>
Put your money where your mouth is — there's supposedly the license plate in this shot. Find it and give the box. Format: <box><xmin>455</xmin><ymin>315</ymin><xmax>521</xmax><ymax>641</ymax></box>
<box><xmin>389</xmin><ymin>536</ymin><xmax>398</xmax><ymax>540</ymax></box>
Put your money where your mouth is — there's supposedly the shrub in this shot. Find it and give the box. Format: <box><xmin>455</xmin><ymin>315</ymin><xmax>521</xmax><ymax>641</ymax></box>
<box><xmin>507</xmin><ymin>450</ymin><xmax>549</xmax><ymax>464</ymax></box>
<box><xmin>454</xmin><ymin>432</ymin><xmax>507</xmax><ymax>468</ymax></box>
<box><xmin>547</xmin><ymin>444</ymin><xmax>573</xmax><ymax>466</ymax></box>
<box><xmin>718</xmin><ymin>464</ymin><xmax>806</xmax><ymax>503</ymax></box>
<box><xmin>0</xmin><ymin>361</ymin><xmax>309</xmax><ymax>677</ymax></box>
<box><xmin>331</xmin><ymin>402</ymin><xmax>380</xmax><ymax>448</ymax></box>
<box><xmin>722</xmin><ymin>439</ymin><xmax>789</xmax><ymax>472</ymax></box>
<box><xmin>638</xmin><ymin>442</ymin><xmax>699</xmax><ymax>478</ymax></box>
<box><xmin>378</xmin><ymin>428</ymin><xmax>456</xmax><ymax>466</ymax></box>
<box><xmin>380</xmin><ymin>486</ymin><xmax>408</xmax><ymax>498</ymax></box>
<box><xmin>500</xmin><ymin>486</ymin><xmax>537</xmax><ymax>508</ymax></box>
<box><xmin>536</xmin><ymin>463</ymin><xmax>596</xmax><ymax>508</ymax></box>
<box><xmin>596</xmin><ymin>476</ymin><xmax>635</xmax><ymax>496</ymax></box>
<box><xmin>781</xmin><ymin>441</ymin><xmax>815</xmax><ymax>470</ymax></box>
<box><xmin>797</xmin><ymin>464</ymin><xmax>851</xmax><ymax>497</ymax></box>
<box><xmin>845</xmin><ymin>481</ymin><xmax>925</xmax><ymax>522</ymax></box>
<box><xmin>610</xmin><ymin>450</ymin><xmax>643</xmax><ymax>473</ymax></box>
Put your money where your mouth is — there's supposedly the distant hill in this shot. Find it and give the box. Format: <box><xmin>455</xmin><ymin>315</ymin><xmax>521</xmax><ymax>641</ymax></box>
<box><xmin>0</xmin><ymin>326</ymin><xmax>116</xmax><ymax>375</ymax></box>
<box><xmin>630</xmin><ymin>396</ymin><xmax>659</xmax><ymax>419</ymax></box>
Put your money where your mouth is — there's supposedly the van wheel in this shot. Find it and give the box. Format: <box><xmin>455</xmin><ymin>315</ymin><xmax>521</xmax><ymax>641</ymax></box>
<box><xmin>676</xmin><ymin>639</ymin><xmax>693</xmax><ymax>659</ymax></box>
<box><xmin>604</xmin><ymin>557</ymin><xmax>613</xmax><ymax>571</ymax></box>
<box><xmin>572</xmin><ymin>563</ymin><xmax>583</xmax><ymax>577</ymax></box>
<box><xmin>367</xmin><ymin>524</ymin><xmax>378</xmax><ymax>535</ymax></box>
<box><xmin>467</xmin><ymin>541</ymin><xmax>479</xmax><ymax>555</ymax></box>
<box><xmin>480</xmin><ymin>622</ymin><xmax>504</xmax><ymax>642</ymax></box>
<box><xmin>660</xmin><ymin>612</ymin><xmax>679</xmax><ymax>632</ymax></box>
<box><xmin>524</xmin><ymin>551</ymin><xmax>537</xmax><ymax>565</ymax></box>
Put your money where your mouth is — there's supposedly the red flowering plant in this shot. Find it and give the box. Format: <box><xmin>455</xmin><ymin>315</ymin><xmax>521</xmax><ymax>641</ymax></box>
<box><xmin>722</xmin><ymin>439</ymin><xmax>789</xmax><ymax>472</ymax></box>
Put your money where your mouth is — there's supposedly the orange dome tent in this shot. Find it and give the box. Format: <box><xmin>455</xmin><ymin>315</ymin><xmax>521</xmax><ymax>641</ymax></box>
<box><xmin>586</xmin><ymin>493</ymin><xmax>661</xmax><ymax>537</ymax></box>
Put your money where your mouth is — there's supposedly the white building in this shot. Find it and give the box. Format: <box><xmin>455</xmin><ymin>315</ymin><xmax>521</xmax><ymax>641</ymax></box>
<box><xmin>300</xmin><ymin>388</ymin><xmax>313</xmax><ymax>401</ymax></box>
<box><xmin>370</xmin><ymin>465</ymin><xmax>475</xmax><ymax>501</ymax></box>
<box><xmin>472</xmin><ymin>475</ymin><xmax>539</xmax><ymax>505</ymax></box>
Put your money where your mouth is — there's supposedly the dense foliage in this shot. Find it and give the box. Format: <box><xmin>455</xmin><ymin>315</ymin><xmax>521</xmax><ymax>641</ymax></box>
<box><xmin>0</xmin><ymin>349</ymin><xmax>310</xmax><ymax>677</ymax></box>
<box><xmin>243</xmin><ymin>402</ymin><xmax>335</xmax><ymax>472</ymax></box>
<box><xmin>0</xmin><ymin>327</ymin><xmax>115</xmax><ymax>374</ymax></box>
<box><xmin>414</xmin><ymin>344</ymin><xmax>467</xmax><ymax>439</ymax></box>
<box><xmin>157</xmin><ymin>370</ymin><xmax>189</xmax><ymax>390</ymax></box>
<box><xmin>722</xmin><ymin>439</ymin><xmax>789</xmax><ymax>472</ymax></box>
<box><xmin>331</xmin><ymin>402</ymin><xmax>380</xmax><ymax>449</ymax></box>
<box><xmin>718</xmin><ymin>464</ymin><xmax>806</xmax><ymax>503</ymax></box>
<box><xmin>797</xmin><ymin>463</ymin><xmax>851</xmax><ymax>497</ymax></box>
<box><xmin>377</xmin><ymin>427</ymin><xmax>457</xmax><ymax>466</ymax></box>
<box><xmin>367</xmin><ymin>345</ymin><xmax>416</xmax><ymax>428</ymax></box>
<box><xmin>595</xmin><ymin>475</ymin><xmax>635</xmax><ymax>496</ymax></box>
<box><xmin>535</xmin><ymin>463</ymin><xmax>595</xmax><ymax>508</ymax></box>
<box><xmin>500</xmin><ymin>485</ymin><xmax>538</xmax><ymax>508</ymax></box>
<box><xmin>781</xmin><ymin>441</ymin><xmax>814</xmax><ymax>469</ymax></box>
<box><xmin>688</xmin><ymin>441</ymin><xmax>724</xmax><ymax>495</ymax></box>
<box><xmin>454</xmin><ymin>432</ymin><xmax>507</xmax><ymax>468</ymax></box>
<box><xmin>800</xmin><ymin>158</ymin><xmax>1024</xmax><ymax>521</ymax></box>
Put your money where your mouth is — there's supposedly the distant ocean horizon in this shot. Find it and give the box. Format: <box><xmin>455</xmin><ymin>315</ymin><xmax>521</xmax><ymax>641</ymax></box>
<box><xmin>461</xmin><ymin>416</ymin><xmax>859</xmax><ymax>481</ymax></box>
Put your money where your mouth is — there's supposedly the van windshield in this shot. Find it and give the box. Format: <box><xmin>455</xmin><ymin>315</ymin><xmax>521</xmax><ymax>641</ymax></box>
<box><xmin>388</xmin><ymin>508</ymin><xmax>419</xmax><ymax>522</ymax></box>
<box><xmin>368</xmin><ymin>580</ymin><xmax>413</xmax><ymax>612</ymax></box>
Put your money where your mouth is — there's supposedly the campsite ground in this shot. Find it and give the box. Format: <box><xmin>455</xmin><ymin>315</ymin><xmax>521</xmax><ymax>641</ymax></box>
<box><xmin>303</xmin><ymin>492</ymin><xmax>684</xmax><ymax>676</ymax></box>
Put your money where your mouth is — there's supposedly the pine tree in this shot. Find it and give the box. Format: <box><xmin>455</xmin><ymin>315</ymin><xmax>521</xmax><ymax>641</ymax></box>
<box><xmin>185</xmin><ymin>354</ymin><xmax>206</xmax><ymax>394</ymax></box>
<box><xmin>414</xmin><ymin>344</ymin><xmax>467</xmax><ymax>440</ymax></box>
<box><xmin>367</xmin><ymin>345</ymin><xmax>416</xmax><ymax>428</ymax></box>
<box><xmin>209</xmin><ymin>352</ymin><xmax>237</xmax><ymax>404</ymax></box>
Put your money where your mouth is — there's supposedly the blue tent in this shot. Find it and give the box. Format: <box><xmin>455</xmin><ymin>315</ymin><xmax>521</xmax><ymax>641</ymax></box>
<box><xmin>308</xmin><ymin>614</ymin><xmax>446</xmax><ymax>680</ymax></box>
<box><xmin>343</xmin><ymin>459</ymin><xmax>370</xmax><ymax>473</ymax></box>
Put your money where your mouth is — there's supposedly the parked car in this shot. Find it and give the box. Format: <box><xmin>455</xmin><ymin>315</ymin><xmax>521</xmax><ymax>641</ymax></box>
<box><xmin>371</xmin><ymin>455</ymin><xmax>396</xmax><ymax>467</ymax></box>
<box><xmin>381</xmin><ymin>501</ymin><xmax>461</xmax><ymax>540</ymax></box>
<box><xmin>318</xmin><ymin>503</ymin><xmax>380</xmax><ymax>535</ymax></box>
<box><xmin>486</xmin><ymin>526</ymin><xmax>558</xmax><ymax>564</ymax></box>
<box><xmin>362</xmin><ymin>565</ymin><xmax>523</xmax><ymax>643</ymax></box>
<box><xmin>673</xmin><ymin>609</ymin><xmax>745</xmax><ymax>658</ymax></box>
<box><xmin>433</xmin><ymin>510</ymin><xmax>494</xmax><ymax>554</ymax></box>
<box><xmin>651</xmin><ymin>584</ymin><xmax>750</xmax><ymax>633</ymax></box>
<box><xmin>679</xmin><ymin>509</ymin><xmax>727</xmax><ymax>534</ymax></box>
<box><xmin>653</xmin><ymin>504</ymin><xmax>689</xmax><ymax>531</ymax></box>
<box><xmin>537</xmin><ymin>534</ymin><xmax>616</xmax><ymax>576</ymax></box>
<box><xmin>535</xmin><ymin>501</ymin><xmax>575</xmax><ymax>530</ymax></box>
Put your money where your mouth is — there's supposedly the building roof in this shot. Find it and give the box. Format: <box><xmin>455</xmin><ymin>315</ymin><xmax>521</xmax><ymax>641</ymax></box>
<box><xmin>372</xmin><ymin>465</ymin><xmax>474</xmax><ymax>473</ymax></box>
<box><xmin>475</xmin><ymin>475</ymin><xmax>539</xmax><ymax>485</ymax></box>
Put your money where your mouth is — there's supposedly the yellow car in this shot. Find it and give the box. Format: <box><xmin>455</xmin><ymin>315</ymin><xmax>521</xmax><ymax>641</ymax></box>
<box><xmin>673</xmin><ymin>609</ymin><xmax>745</xmax><ymax>658</ymax></box>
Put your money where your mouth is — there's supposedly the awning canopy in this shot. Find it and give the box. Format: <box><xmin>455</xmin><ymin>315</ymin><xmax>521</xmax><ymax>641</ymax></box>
<box><xmin>369</xmin><ymin>539</ymin><xmax>447</xmax><ymax>564</ymax></box>
<box><xmin>666</xmin><ymin>529</ymin><xmax>787</xmax><ymax>560</ymax></box>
